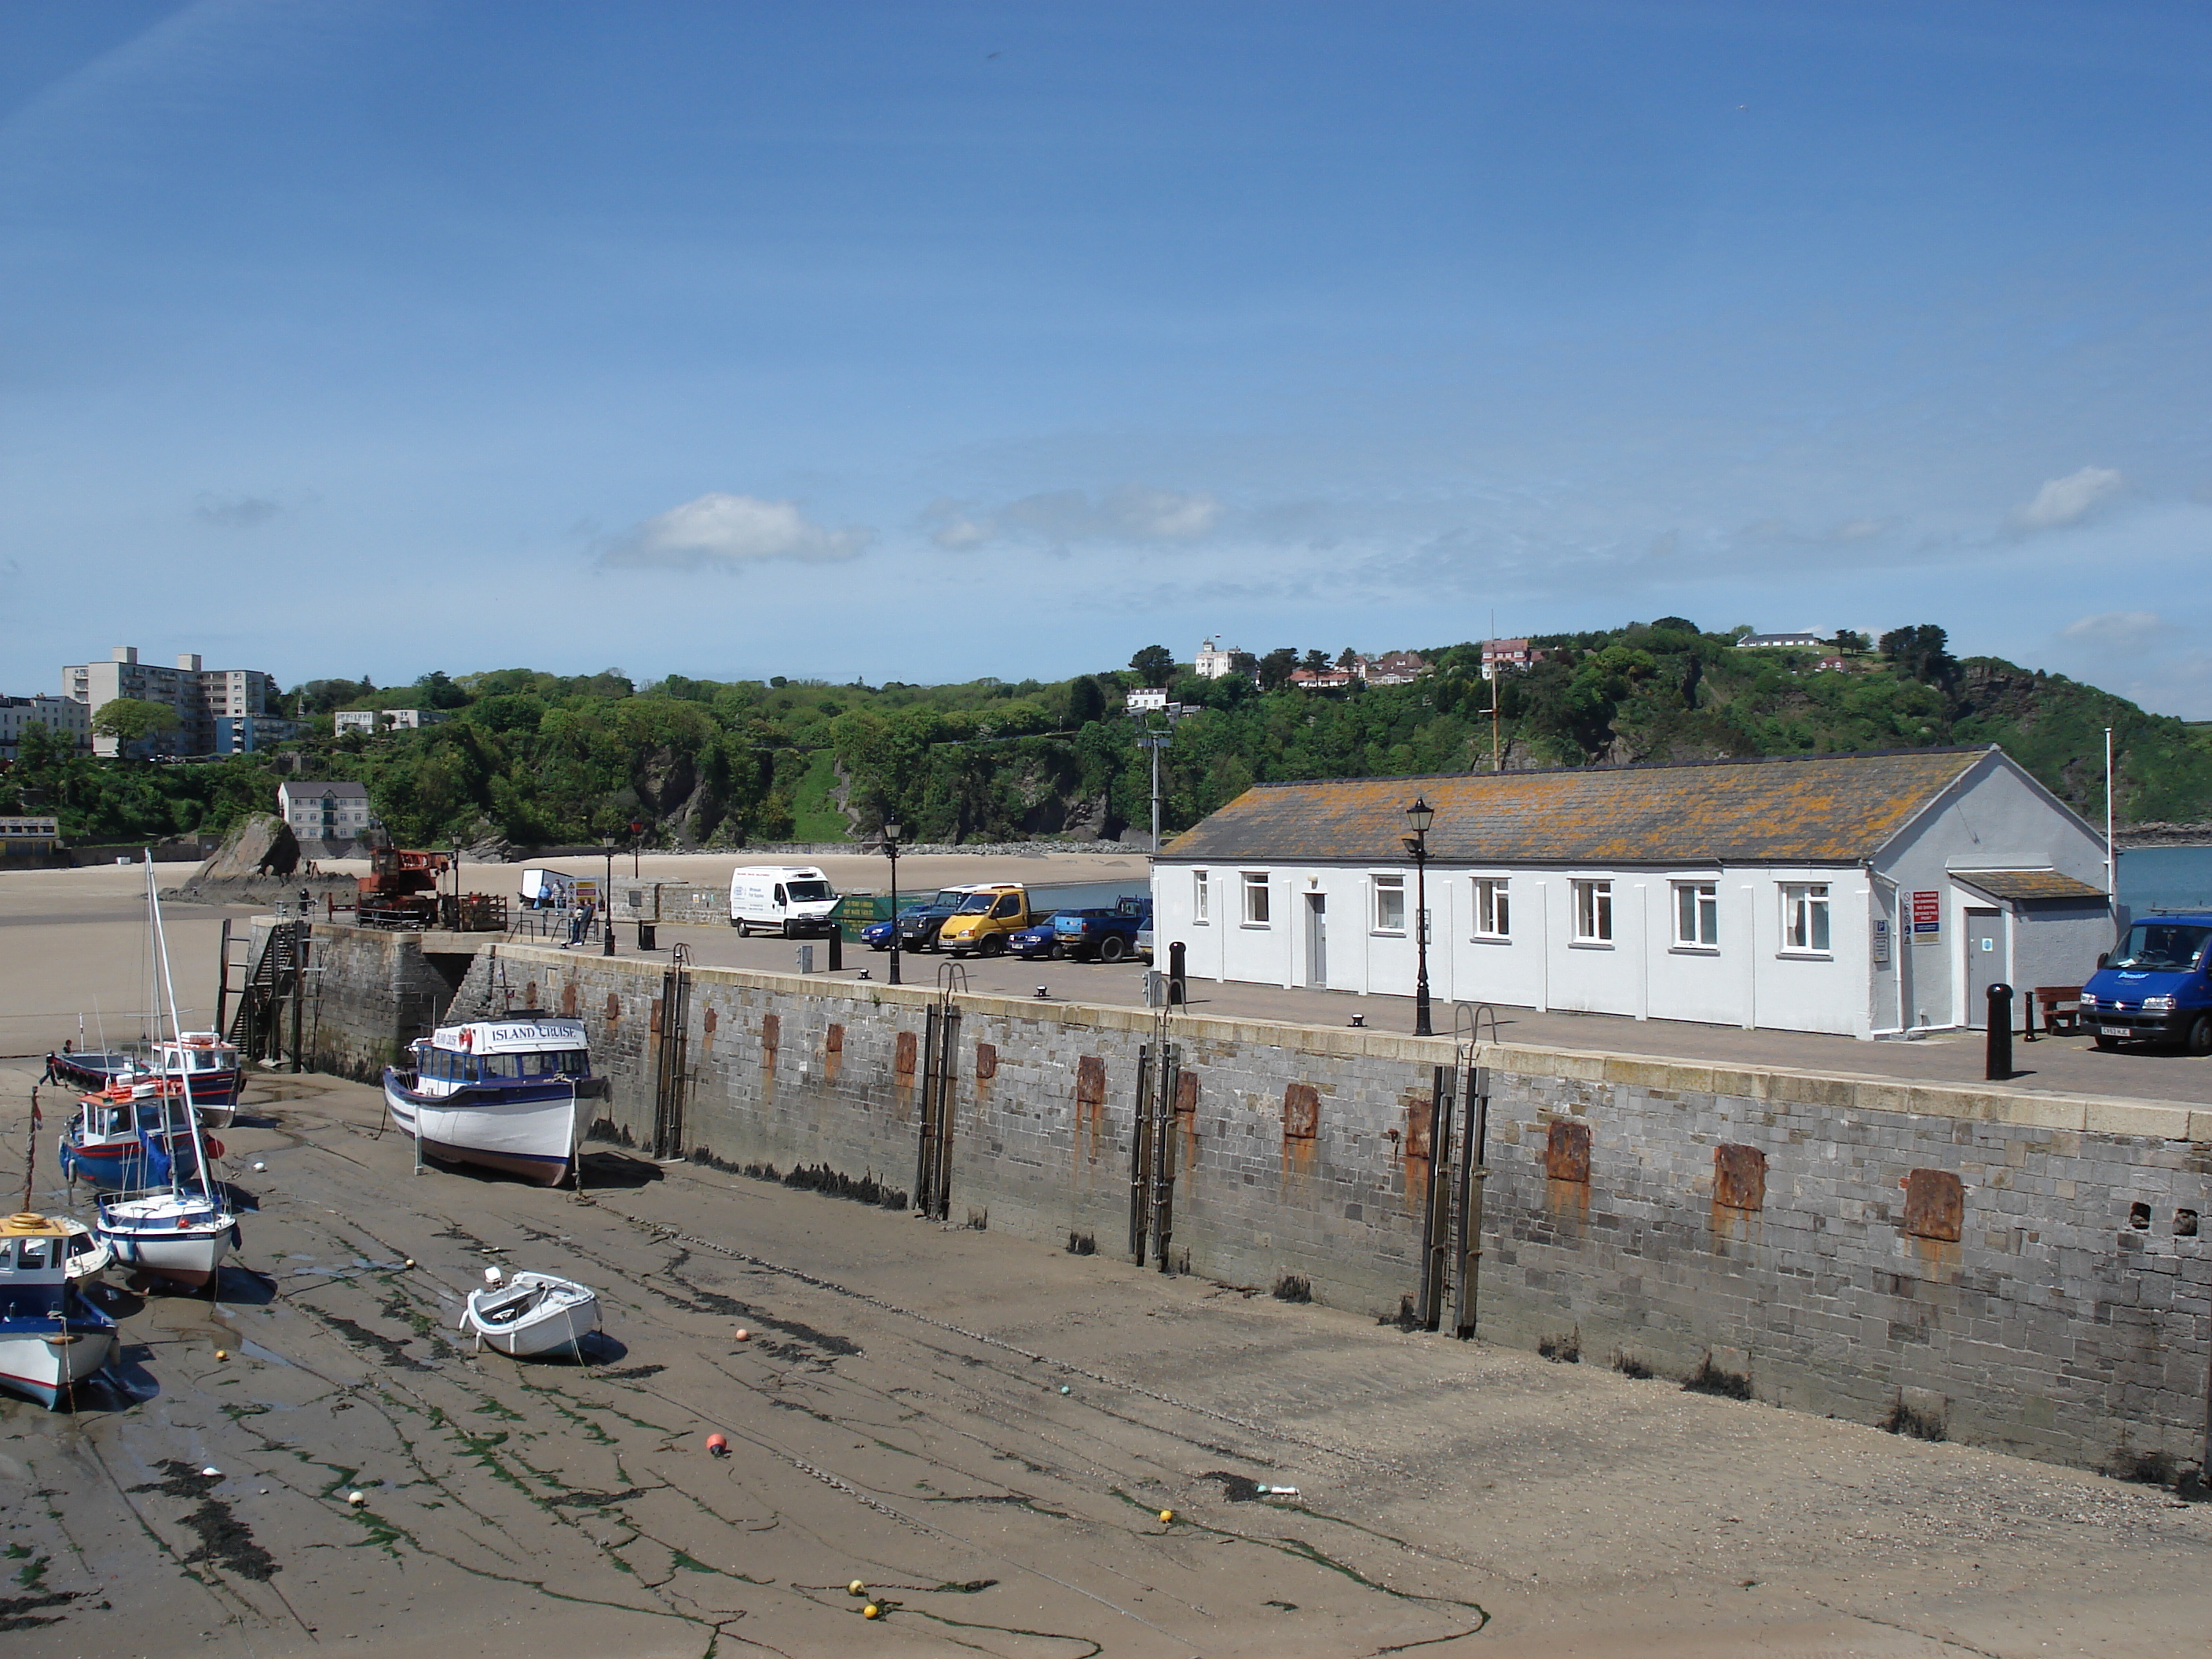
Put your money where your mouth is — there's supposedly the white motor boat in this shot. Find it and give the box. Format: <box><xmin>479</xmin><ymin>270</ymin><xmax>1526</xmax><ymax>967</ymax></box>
<box><xmin>460</xmin><ymin>1270</ymin><xmax>600</xmax><ymax>1358</ymax></box>
<box><xmin>383</xmin><ymin>1013</ymin><xmax>595</xmax><ymax>1186</ymax></box>
<box><xmin>0</xmin><ymin>1212</ymin><xmax>119</xmax><ymax>1408</ymax></box>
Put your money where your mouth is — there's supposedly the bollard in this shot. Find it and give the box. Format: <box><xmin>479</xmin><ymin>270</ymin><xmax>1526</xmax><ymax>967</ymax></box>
<box><xmin>1167</xmin><ymin>940</ymin><xmax>1188</xmax><ymax>1007</ymax></box>
<box><xmin>826</xmin><ymin>928</ymin><xmax>843</xmax><ymax>971</ymax></box>
<box><xmin>1985</xmin><ymin>983</ymin><xmax>2014</xmax><ymax>1080</ymax></box>
<box><xmin>796</xmin><ymin>944</ymin><xmax>815</xmax><ymax>975</ymax></box>
<box><xmin>637</xmin><ymin>921</ymin><xmax>657</xmax><ymax>951</ymax></box>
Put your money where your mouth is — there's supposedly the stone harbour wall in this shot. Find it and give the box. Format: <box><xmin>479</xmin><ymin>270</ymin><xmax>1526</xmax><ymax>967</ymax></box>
<box><xmin>411</xmin><ymin>940</ymin><xmax>2212</xmax><ymax>1474</ymax></box>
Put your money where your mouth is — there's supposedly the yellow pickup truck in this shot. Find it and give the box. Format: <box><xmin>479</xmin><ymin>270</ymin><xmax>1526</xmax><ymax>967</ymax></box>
<box><xmin>932</xmin><ymin>884</ymin><xmax>1033</xmax><ymax>958</ymax></box>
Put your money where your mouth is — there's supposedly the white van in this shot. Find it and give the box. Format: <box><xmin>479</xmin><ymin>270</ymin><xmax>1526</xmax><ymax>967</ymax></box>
<box><xmin>729</xmin><ymin>865</ymin><xmax>840</xmax><ymax>937</ymax></box>
<box><xmin>518</xmin><ymin>869</ymin><xmax>577</xmax><ymax>910</ymax></box>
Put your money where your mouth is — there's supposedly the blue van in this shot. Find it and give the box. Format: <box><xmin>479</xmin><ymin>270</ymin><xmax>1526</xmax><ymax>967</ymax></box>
<box><xmin>2078</xmin><ymin>913</ymin><xmax>2212</xmax><ymax>1053</ymax></box>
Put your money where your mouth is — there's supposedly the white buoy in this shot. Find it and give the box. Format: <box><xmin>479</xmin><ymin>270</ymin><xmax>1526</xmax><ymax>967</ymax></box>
<box><xmin>483</xmin><ymin>1266</ymin><xmax>503</xmax><ymax>1284</ymax></box>
<box><xmin>347</xmin><ymin>1490</ymin><xmax>367</xmax><ymax>1507</ymax></box>
<box><xmin>200</xmin><ymin>1466</ymin><xmax>222</xmax><ymax>1478</ymax></box>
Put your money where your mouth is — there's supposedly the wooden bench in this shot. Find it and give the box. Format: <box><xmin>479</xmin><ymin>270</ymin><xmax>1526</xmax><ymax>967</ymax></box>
<box><xmin>2033</xmin><ymin>985</ymin><xmax>2082</xmax><ymax>1035</ymax></box>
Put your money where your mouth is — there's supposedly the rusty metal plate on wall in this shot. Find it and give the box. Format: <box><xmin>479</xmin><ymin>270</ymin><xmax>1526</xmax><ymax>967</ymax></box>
<box><xmin>1284</xmin><ymin>1082</ymin><xmax>1320</xmax><ymax>1140</ymax></box>
<box><xmin>1174</xmin><ymin>1071</ymin><xmax>1199</xmax><ymax>1115</ymax></box>
<box><xmin>1075</xmin><ymin>1054</ymin><xmax>1107</xmax><ymax>1107</ymax></box>
<box><xmin>1714</xmin><ymin>1143</ymin><xmax>1767</xmax><ymax>1211</ymax></box>
<box><xmin>893</xmin><ymin>1029</ymin><xmax>917</xmax><ymax>1079</ymax></box>
<box><xmin>1545</xmin><ymin>1119</ymin><xmax>1590</xmax><ymax>1183</ymax></box>
<box><xmin>1903</xmin><ymin>1169</ymin><xmax>1964</xmax><ymax>1241</ymax></box>
<box><xmin>760</xmin><ymin>1013</ymin><xmax>779</xmax><ymax>1053</ymax></box>
<box><xmin>973</xmin><ymin>1041</ymin><xmax>998</xmax><ymax>1080</ymax></box>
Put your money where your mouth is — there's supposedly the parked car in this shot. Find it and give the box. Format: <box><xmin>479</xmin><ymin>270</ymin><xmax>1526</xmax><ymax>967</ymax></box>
<box><xmin>2078</xmin><ymin>914</ymin><xmax>2212</xmax><ymax>1052</ymax></box>
<box><xmin>862</xmin><ymin>888</ymin><xmax>973</xmax><ymax>954</ymax></box>
<box><xmin>1007</xmin><ymin>914</ymin><xmax>1068</xmax><ymax>960</ymax></box>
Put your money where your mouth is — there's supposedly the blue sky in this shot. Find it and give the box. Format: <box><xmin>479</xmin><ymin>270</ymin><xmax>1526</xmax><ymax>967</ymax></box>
<box><xmin>4</xmin><ymin>2</ymin><xmax>2210</xmax><ymax>710</ymax></box>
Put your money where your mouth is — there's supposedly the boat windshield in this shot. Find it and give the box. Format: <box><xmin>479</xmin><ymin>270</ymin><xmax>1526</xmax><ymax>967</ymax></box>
<box><xmin>2108</xmin><ymin>923</ymin><xmax>2212</xmax><ymax>973</ymax></box>
<box><xmin>425</xmin><ymin>1048</ymin><xmax>588</xmax><ymax>1082</ymax></box>
<box><xmin>786</xmin><ymin>880</ymin><xmax>833</xmax><ymax>903</ymax></box>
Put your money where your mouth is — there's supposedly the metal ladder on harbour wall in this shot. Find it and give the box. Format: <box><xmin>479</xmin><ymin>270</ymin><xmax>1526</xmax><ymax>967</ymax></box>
<box><xmin>1415</xmin><ymin>1002</ymin><xmax>1499</xmax><ymax>1338</ymax></box>
<box><xmin>225</xmin><ymin>919</ymin><xmax>313</xmax><ymax>1067</ymax></box>
<box><xmin>650</xmin><ymin>943</ymin><xmax>691</xmax><ymax>1162</ymax></box>
<box><xmin>913</xmin><ymin>965</ymin><xmax>965</xmax><ymax>1221</ymax></box>
<box><xmin>1128</xmin><ymin>1002</ymin><xmax>1181</xmax><ymax>1271</ymax></box>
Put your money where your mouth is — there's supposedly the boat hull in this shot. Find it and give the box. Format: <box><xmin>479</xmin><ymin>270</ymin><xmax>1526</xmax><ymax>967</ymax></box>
<box><xmin>0</xmin><ymin>1311</ymin><xmax>118</xmax><ymax>1408</ymax></box>
<box><xmin>97</xmin><ymin>1199</ymin><xmax>239</xmax><ymax>1290</ymax></box>
<box><xmin>383</xmin><ymin>1075</ymin><xmax>578</xmax><ymax>1187</ymax></box>
<box><xmin>53</xmin><ymin>1053</ymin><xmax>243</xmax><ymax>1108</ymax></box>
<box><xmin>60</xmin><ymin>1133</ymin><xmax>218</xmax><ymax>1193</ymax></box>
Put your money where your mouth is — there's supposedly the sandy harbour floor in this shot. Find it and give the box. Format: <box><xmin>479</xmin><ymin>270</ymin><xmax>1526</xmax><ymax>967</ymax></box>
<box><xmin>2</xmin><ymin>1057</ymin><xmax>2210</xmax><ymax>1659</ymax></box>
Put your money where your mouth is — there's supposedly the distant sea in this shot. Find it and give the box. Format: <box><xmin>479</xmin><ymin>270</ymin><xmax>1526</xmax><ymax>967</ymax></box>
<box><xmin>2119</xmin><ymin>845</ymin><xmax>2212</xmax><ymax>912</ymax></box>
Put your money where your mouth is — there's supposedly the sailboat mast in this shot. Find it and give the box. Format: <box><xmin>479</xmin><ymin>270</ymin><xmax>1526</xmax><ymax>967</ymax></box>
<box><xmin>145</xmin><ymin>859</ymin><xmax>215</xmax><ymax>1199</ymax></box>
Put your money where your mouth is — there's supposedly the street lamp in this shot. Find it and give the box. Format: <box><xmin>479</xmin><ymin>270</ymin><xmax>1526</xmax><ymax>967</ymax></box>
<box><xmin>1403</xmin><ymin>797</ymin><xmax>1434</xmax><ymax>1036</ymax></box>
<box><xmin>601</xmin><ymin>836</ymin><xmax>617</xmax><ymax>957</ymax></box>
<box><xmin>882</xmin><ymin>822</ymin><xmax>903</xmax><ymax>985</ymax></box>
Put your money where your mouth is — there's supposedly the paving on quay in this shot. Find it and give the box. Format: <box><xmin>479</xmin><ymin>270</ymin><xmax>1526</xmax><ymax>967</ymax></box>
<box><xmin>3</xmin><ymin>1057</ymin><xmax>2210</xmax><ymax>1658</ymax></box>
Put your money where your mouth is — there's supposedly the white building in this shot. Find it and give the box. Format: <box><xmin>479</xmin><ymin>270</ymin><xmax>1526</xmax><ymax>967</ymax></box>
<box><xmin>335</xmin><ymin>708</ymin><xmax>452</xmax><ymax>734</ymax></box>
<box><xmin>279</xmin><ymin>780</ymin><xmax>374</xmax><ymax>845</ymax></box>
<box><xmin>1736</xmin><ymin>630</ymin><xmax>1829</xmax><ymax>649</ymax></box>
<box><xmin>0</xmin><ymin>695</ymin><xmax>91</xmax><ymax>760</ymax></box>
<box><xmin>1151</xmin><ymin>747</ymin><xmax>2111</xmax><ymax>1039</ymax></box>
<box><xmin>1193</xmin><ymin>639</ymin><xmax>1243</xmax><ymax>679</ymax></box>
<box><xmin>62</xmin><ymin>647</ymin><xmax>275</xmax><ymax>757</ymax></box>
<box><xmin>1479</xmin><ymin>639</ymin><xmax>1546</xmax><ymax>679</ymax></box>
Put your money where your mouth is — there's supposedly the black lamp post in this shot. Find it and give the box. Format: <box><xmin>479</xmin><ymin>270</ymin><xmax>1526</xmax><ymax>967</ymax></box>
<box><xmin>1403</xmin><ymin>797</ymin><xmax>1434</xmax><ymax>1036</ymax></box>
<box><xmin>883</xmin><ymin>821</ymin><xmax>903</xmax><ymax>986</ymax></box>
<box><xmin>601</xmin><ymin>836</ymin><xmax>617</xmax><ymax>957</ymax></box>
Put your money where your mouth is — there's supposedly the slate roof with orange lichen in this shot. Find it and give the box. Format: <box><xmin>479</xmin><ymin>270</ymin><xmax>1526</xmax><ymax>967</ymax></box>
<box><xmin>1952</xmin><ymin>870</ymin><xmax>2107</xmax><ymax>902</ymax></box>
<box><xmin>1159</xmin><ymin>747</ymin><xmax>1998</xmax><ymax>866</ymax></box>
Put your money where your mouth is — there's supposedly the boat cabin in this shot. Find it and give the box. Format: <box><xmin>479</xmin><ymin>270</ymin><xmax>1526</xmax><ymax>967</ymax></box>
<box><xmin>408</xmin><ymin>1014</ymin><xmax>591</xmax><ymax>1097</ymax></box>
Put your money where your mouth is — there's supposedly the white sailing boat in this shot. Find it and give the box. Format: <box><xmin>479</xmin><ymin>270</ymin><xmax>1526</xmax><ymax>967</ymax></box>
<box><xmin>95</xmin><ymin>861</ymin><xmax>241</xmax><ymax>1294</ymax></box>
<box><xmin>460</xmin><ymin>1269</ymin><xmax>600</xmax><ymax>1358</ymax></box>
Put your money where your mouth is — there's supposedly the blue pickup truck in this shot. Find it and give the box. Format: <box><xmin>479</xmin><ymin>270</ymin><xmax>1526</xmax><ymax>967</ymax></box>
<box><xmin>2078</xmin><ymin>914</ymin><xmax>2212</xmax><ymax>1053</ymax></box>
<box><xmin>1046</xmin><ymin>895</ymin><xmax>1151</xmax><ymax>963</ymax></box>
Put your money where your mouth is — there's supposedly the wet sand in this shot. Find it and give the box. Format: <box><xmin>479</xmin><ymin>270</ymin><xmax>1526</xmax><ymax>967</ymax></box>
<box><xmin>3</xmin><ymin>1057</ymin><xmax>2210</xmax><ymax>1657</ymax></box>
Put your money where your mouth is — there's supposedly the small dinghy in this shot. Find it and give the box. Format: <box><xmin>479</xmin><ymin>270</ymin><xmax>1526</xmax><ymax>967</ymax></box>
<box><xmin>460</xmin><ymin>1269</ymin><xmax>600</xmax><ymax>1358</ymax></box>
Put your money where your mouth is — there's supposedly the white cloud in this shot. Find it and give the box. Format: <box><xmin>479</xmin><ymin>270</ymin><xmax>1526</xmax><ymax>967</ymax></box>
<box><xmin>194</xmin><ymin>493</ymin><xmax>283</xmax><ymax>528</ymax></box>
<box><xmin>601</xmin><ymin>493</ymin><xmax>871</xmax><ymax>569</ymax></box>
<box><xmin>2009</xmin><ymin>466</ymin><xmax>2127</xmax><ymax>533</ymax></box>
<box><xmin>924</xmin><ymin>485</ymin><xmax>1223</xmax><ymax>550</ymax></box>
<box><xmin>2061</xmin><ymin>610</ymin><xmax>2172</xmax><ymax>652</ymax></box>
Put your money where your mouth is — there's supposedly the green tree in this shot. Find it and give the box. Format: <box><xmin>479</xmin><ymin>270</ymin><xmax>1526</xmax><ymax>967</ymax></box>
<box><xmin>90</xmin><ymin>698</ymin><xmax>181</xmax><ymax>749</ymax></box>
<box><xmin>1257</xmin><ymin>648</ymin><xmax>1298</xmax><ymax>692</ymax></box>
<box><xmin>1880</xmin><ymin>624</ymin><xmax>1958</xmax><ymax>689</ymax></box>
<box><xmin>1066</xmin><ymin>676</ymin><xmax>1107</xmax><ymax>727</ymax></box>
<box><xmin>1127</xmin><ymin>645</ymin><xmax>1175</xmax><ymax>687</ymax></box>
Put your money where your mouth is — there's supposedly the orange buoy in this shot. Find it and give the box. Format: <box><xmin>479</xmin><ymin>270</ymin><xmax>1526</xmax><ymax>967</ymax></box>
<box><xmin>705</xmin><ymin>1432</ymin><xmax>728</xmax><ymax>1456</ymax></box>
<box><xmin>734</xmin><ymin>1328</ymin><xmax>749</xmax><ymax>1341</ymax></box>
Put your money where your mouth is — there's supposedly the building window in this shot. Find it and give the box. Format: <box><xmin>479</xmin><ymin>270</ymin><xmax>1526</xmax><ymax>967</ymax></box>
<box><xmin>1673</xmin><ymin>882</ymin><xmax>1718</xmax><ymax>948</ymax></box>
<box><xmin>1193</xmin><ymin>870</ymin><xmax>1210</xmax><ymax>924</ymax></box>
<box><xmin>1472</xmin><ymin>877</ymin><xmax>1510</xmax><ymax>939</ymax></box>
<box><xmin>1372</xmin><ymin>874</ymin><xmax>1406</xmax><ymax>934</ymax></box>
<box><xmin>1572</xmin><ymin>879</ymin><xmax>1613</xmax><ymax>943</ymax></box>
<box><xmin>1782</xmin><ymin>883</ymin><xmax>1831</xmax><ymax>954</ymax></box>
<box><xmin>1242</xmin><ymin>871</ymin><xmax>1270</xmax><ymax>926</ymax></box>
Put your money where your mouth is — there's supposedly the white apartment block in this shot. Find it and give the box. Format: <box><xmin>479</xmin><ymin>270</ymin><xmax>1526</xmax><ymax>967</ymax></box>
<box><xmin>0</xmin><ymin>695</ymin><xmax>92</xmax><ymax>760</ymax></box>
<box><xmin>1193</xmin><ymin>638</ymin><xmax>1243</xmax><ymax>679</ymax></box>
<box><xmin>334</xmin><ymin>708</ymin><xmax>452</xmax><ymax>734</ymax></box>
<box><xmin>278</xmin><ymin>779</ymin><xmax>374</xmax><ymax>843</ymax></box>
<box><xmin>63</xmin><ymin>647</ymin><xmax>276</xmax><ymax>758</ymax></box>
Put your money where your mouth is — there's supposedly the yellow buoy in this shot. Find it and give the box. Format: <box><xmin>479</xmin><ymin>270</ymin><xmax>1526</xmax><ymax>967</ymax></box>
<box><xmin>1159</xmin><ymin>1509</ymin><xmax>1174</xmax><ymax>1523</ymax></box>
<box><xmin>848</xmin><ymin>1580</ymin><xmax>866</xmax><ymax>1596</ymax></box>
<box><xmin>214</xmin><ymin>1349</ymin><xmax>229</xmax><ymax>1361</ymax></box>
<box><xmin>863</xmin><ymin>1603</ymin><xmax>881</xmax><ymax>1619</ymax></box>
